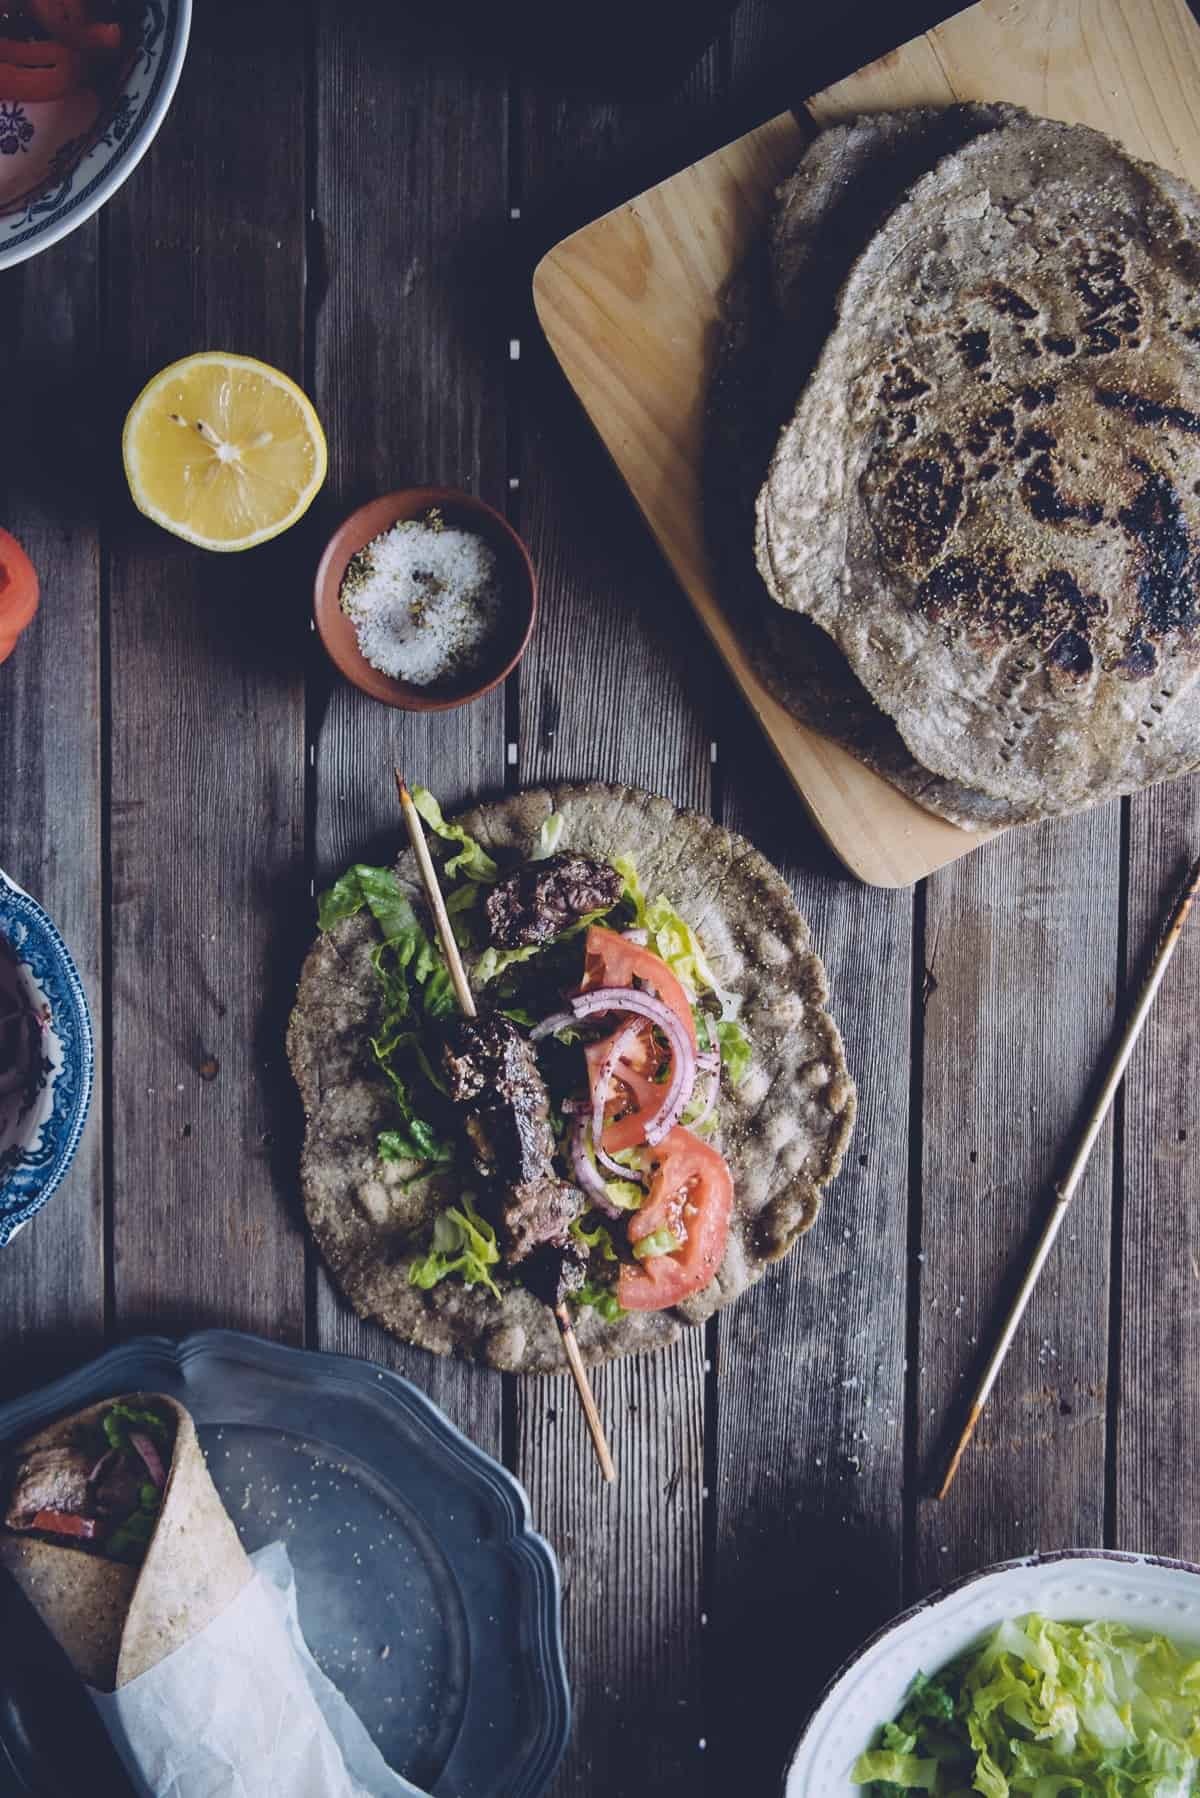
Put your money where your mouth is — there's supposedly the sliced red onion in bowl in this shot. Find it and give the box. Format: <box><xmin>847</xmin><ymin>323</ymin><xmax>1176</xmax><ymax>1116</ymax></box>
<box><xmin>570</xmin><ymin>986</ymin><xmax>696</xmax><ymax>1146</ymax></box>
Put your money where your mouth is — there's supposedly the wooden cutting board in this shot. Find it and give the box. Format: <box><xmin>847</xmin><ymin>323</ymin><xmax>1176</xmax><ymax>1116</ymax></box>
<box><xmin>532</xmin><ymin>0</ymin><xmax>1200</xmax><ymax>887</ymax></box>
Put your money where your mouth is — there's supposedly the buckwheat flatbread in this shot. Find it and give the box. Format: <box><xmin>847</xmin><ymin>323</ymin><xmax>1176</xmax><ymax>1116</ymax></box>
<box><xmin>756</xmin><ymin>114</ymin><xmax>1200</xmax><ymax>818</ymax></box>
<box><xmin>707</xmin><ymin>105</ymin><xmax>1023</xmax><ymax>830</ymax></box>
<box><xmin>288</xmin><ymin>785</ymin><xmax>856</xmax><ymax>1372</ymax></box>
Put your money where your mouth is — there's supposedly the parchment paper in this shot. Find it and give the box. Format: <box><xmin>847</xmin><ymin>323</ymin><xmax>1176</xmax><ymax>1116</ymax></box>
<box><xmin>91</xmin><ymin>1542</ymin><xmax>428</xmax><ymax>1798</ymax></box>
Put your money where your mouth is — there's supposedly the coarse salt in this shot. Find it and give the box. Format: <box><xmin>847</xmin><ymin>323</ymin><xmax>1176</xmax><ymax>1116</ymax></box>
<box><xmin>340</xmin><ymin>514</ymin><xmax>505</xmax><ymax>687</ymax></box>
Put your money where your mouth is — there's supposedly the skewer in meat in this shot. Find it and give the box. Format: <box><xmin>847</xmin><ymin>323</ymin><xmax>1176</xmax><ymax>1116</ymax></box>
<box><xmin>442</xmin><ymin>1014</ymin><xmax>588</xmax><ymax>1307</ymax></box>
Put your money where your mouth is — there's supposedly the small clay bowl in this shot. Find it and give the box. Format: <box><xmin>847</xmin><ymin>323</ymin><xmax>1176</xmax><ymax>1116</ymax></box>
<box><xmin>314</xmin><ymin>487</ymin><xmax>537</xmax><ymax>711</ymax></box>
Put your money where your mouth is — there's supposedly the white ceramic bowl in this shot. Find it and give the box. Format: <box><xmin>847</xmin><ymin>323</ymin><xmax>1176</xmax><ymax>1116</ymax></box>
<box><xmin>0</xmin><ymin>0</ymin><xmax>190</xmax><ymax>271</ymax></box>
<box><xmin>784</xmin><ymin>1550</ymin><xmax>1200</xmax><ymax>1794</ymax></box>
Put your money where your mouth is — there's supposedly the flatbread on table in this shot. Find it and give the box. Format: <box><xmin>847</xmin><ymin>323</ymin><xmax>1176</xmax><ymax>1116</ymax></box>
<box><xmin>288</xmin><ymin>785</ymin><xmax>856</xmax><ymax>1373</ymax></box>
<box><xmin>756</xmin><ymin>114</ymin><xmax>1200</xmax><ymax>820</ymax></box>
<box><xmin>706</xmin><ymin>104</ymin><xmax>1025</xmax><ymax>830</ymax></box>
<box><xmin>0</xmin><ymin>1394</ymin><xmax>250</xmax><ymax>1692</ymax></box>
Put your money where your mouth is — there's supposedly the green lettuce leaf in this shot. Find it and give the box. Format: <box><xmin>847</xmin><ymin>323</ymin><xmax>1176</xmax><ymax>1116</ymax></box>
<box><xmin>716</xmin><ymin>1019</ymin><xmax>753</xmax><ymax>1088</ymax></box>
<box><xmin>411</xmin><ymin>788</ymin><xmax>499</xmax><ymax>881</ymax></box>
<box><xmin>533</xmin><ymin>812</ymin><xmax>565</xmax><ymax>858</ymax></box>
<box><xmin>572</xmin><ymin>1279</ymin><xmax>624</xmax><ymax>1323</ymax></box>
<box><xmin>319</xmin><ymin>863</ymin><xmax>457</xmax><ymax>1168</ymax></box>
<box><xmin>614</xmin><ymin>854</ymin><xmax>744</xmax><ymax>1024</ymax></box>
<box><xmin>570</xmin><ymin>1216</ymin><xmax>618</xmax><ymax>1260</ymax></box>
<box><xmin>632</xmin><ymin>1226</ymin><xmax>680</xmax><ymax>1260</ymax></box>
<box><xmin>102</xmin><ymin>1404</ymin><xmax>170</xmax><ymax>1454</ymax></box>
<box><xmin>852</xmin><ymin>1617</ymin><xmax>1200</xmax><ymax>1797</ymax></box>
<box><xmin>408</xmin><ymin>1197</ymin><xmax>502</xmax><ymax>1299</ymax></box>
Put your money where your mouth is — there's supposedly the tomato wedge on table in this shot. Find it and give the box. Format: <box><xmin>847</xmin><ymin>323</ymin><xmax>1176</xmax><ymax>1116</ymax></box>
<box><xmin>0</xmin><ymin>526</ymin><xmax>39</xmax><ymax>665</ymax></box>
<box><xmin>580</xmin><ymin>925</ymin><xmax>697</xmax><ymax>1153</ymax></box>
<box><xmin>618</xmin><ymin>1127</ymin><xmax>733</xmax><ymax>1312</ymax></box>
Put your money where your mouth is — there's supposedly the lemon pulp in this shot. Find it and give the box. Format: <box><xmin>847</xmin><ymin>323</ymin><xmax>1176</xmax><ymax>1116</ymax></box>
<box><xmin>123</xmin><ymin>353</ymin><xmax>327</xmax><ymax>551</ymax></box>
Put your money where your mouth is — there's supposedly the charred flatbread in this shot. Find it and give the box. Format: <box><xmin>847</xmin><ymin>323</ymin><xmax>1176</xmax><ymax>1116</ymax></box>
<box><xmin>756</xmin><ymin>114</ymin><xmax>1200</xmax><ymax>819</ymax></box>
<box><xmin>288</xmin><ymin>784</ymin><xmax>856</xmax><ymax>1372</ymax></box>
<box><xmin>706</xmin><ymin>105</ymin><xmax>1024</xmax><ymax>829</ymax></box>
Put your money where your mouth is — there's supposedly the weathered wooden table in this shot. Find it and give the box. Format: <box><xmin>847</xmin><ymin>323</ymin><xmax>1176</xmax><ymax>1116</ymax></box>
<box><xmin>3</xmin><ymin>2</ymin><xmax>1199</xmax><ymax>1792</ymax></box>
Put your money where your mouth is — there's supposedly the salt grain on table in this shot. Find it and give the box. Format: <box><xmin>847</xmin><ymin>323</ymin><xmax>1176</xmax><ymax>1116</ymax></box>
<box><xmin>340</xmin><ymin>515</ymin><xmax>504</xmax><ymax>687</ymax></box>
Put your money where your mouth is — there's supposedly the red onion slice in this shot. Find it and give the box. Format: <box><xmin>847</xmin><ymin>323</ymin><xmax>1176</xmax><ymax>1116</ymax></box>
<box><xmin>530</xmin><ymin>1010</ymin><xmax>576</xmax><ymax>1043</ymax></box>
<box><xmin>88</xmin><ymin>1448</ymin><xmax>119</xmax><ymax>1485</ymax></box>
<box><xmin>570</xmin><ymin>1115</ymin><xmax>621</xmax><ymax>1218</ymax></box>
<box><xmin>570</xmin><ymin>986</ymin><xmax>697</xmax><ymax>1147</ymax></box>
<box><xmin>129</xmin><ymin>1432</ymin><xmax>167</xmax><ymax>1491</ymax></box>
<box><xmin>594</xmin><ymin>1141</ymin><xmax>646</xmax><ymax>1187</ymax></box>
<box><xmin>589</xmin><ymin>1017</ymin><xmax>643</xmax><ymax>1165</ymax></box>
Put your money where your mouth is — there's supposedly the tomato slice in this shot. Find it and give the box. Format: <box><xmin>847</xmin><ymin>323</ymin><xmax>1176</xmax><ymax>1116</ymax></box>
<box><xmin>29</xmin><ymin>0</ymin><xmax>118</xmax><ymax>52</ymax></box>
<box><xmin>0</xmin><ymin>526</ymin><xmax>39</xmax><ymax>665</ymax></box>
<box><xmin>581</xmin><ymin>925</ymin><xmax>697</xmax><ymax>1152</ymax></box>
<box><xmin>617</xmin><ymin>1126</ymin><xmax>732</xmax><ymax>1312</ymax></box>
<box><xmin>0</xmin><ymin>39</ymin><xmax>81</xmax><ymax>98</ymax></box>
<box><xmin>28</xmin><ymin>1507</ymin><xmax>99</xmax><ymax>1540</ymax></box>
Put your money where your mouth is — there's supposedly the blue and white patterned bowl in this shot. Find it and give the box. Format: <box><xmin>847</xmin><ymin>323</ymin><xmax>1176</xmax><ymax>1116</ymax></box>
<box><xmin>0</xmin><ymin>870</ymin><xmax>94</xmax><ymax>1247</ymax></box>
<box><xmin>0</xmin><ymin>0</ymin><xmax>191</xmax><ymax>272</ymax></box>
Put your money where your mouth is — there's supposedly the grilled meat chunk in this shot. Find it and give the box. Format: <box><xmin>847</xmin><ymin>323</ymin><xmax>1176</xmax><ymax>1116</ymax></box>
<box><xmin>5</xmin><ymin>1446</ymin><xmax>93</xmax><ymax>1529</ymax></box>
<box><xmin>484</xmin><ymin>853</ymin><xmax>623</xmax><ymax>950</ymax></box>
<box><xmin>501</xmin><ymin>1176</ymin><xmax>583</xmax><ymax>1265</ymax></box>
<box><xmin>443</xmin><ymin>1016</ymin><xmax>556</xmax><ymax>1184</ymax></box>
<box><xmin>522</xmin><ymin>1244</ymin><xmax>589</xmax><ymax>1309</ymax></box>
<box><xmin>91</xmin><ymin>1451</ymin><xmax>146</xmax><ymax>1519</ymax></box>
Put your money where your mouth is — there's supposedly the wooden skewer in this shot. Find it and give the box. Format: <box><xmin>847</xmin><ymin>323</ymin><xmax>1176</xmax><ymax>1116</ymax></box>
<box><xmin>938</xmin><ymin>851</ymin><xmax>1200</xmax><ymax>1501</ymax></box>
<box><xmin>395</xmin><ymin>772</ymin><xmax>617</xmax><ymax>1483</ymax></box>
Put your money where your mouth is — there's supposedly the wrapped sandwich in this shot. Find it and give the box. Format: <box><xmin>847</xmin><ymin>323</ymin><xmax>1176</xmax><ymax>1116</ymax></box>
<box><xmin>1</xmin><ymin>1394</ymin><xmax>247</xmax><ymax>1691</ymax></box>
<box><xmin>1</xmin><ymin>1393</ymin><xmax>424</xmax><ymax>1797</ymax></box>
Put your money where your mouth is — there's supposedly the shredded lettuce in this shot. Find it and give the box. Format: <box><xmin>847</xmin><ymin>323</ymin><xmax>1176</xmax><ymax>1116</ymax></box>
<box><xmin>411</xmin><ymin>788</ymin><xmax>499</xmax><ymax>882</ymax></box>
<box><xmin>852</xmin><ymin>1617</ymin><xmax>1200</xmax><ymax>1797</ymax></box>
<box><xmin>716</xmin><ymin>1019</ymin><xmax>753</xmax><ymax>1086</ymax></box>
<box><xmin>576</xmin><ymin>1129</ymin><xmax>644</xmax><ymax>1211</ymax></box>
<box><xmin>408</xmin><ymin>1197</ymin><xmax>502</xmax><ymax>1299</ymax></box>
<box><xmin>103</xmin><ymin>1404</ymin><xmax>170</xmax><ymax>1454</ymax></box>
<box><xmin>533</xmin><ymin>812</ymin><xmax>565</xmax><ymax>859</ymax></box>
<box><xmin>573</xmin><ymin>1279</ymin><xmax>624</xmax><ymax>1322</ymax></box>
<box><xmin>632</xmin><ymin>1226</ymin><xmax>680</xmax><ymax>1260</ymax></box>
<box><xmin>570</xmin><ymin>1216</ymin><xmax>618</xmax><ymax>1260</ymax></box>
<box><xmin>615</xmin><ymin>854</ymin><xmax>743</xmax><ymax>1022</ymax></box>
<box><xmin>318</xmin><ymin>864</ymin><xmax>456</xmax><ymax>1168</ymax></box>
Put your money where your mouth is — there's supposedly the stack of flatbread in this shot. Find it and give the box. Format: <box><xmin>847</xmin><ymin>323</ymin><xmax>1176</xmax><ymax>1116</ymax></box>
<box><xmin>708</xmin><ymin>106</ymin><xmax>1200</xmax><ymax>829</ymax></box>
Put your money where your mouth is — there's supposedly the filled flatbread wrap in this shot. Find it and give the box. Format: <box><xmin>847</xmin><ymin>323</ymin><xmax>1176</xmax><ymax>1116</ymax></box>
<box><xmin>0</xmin><ymin>1393</ymin><xmax>250</xmax><ymax>1692</ymax></box>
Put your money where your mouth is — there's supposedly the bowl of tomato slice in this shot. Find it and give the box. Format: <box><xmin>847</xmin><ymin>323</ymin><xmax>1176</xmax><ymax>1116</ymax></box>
<box><xmin>0</xmin><ymin>0</ymin><xmax>190</xmax><ymax>271</ymax></box>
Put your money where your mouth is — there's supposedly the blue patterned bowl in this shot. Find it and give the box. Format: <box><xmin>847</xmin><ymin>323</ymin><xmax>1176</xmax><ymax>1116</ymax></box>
<box><xmin>0</xmin><ymin>870</ymin><xmax>94</xmax><ymax>1247</ymax></box>
<box><xmin>0</xmin><ymin>1</ymin><xmax>190</xmax><ymax>272</ymax></box>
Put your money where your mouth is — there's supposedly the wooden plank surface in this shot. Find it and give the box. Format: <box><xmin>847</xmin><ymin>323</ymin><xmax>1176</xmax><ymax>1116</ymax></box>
<box><xmin>0</xmin><ymin>230</ymin><xmax>105</xmax><ymax>1397</ymax></box>
<box><xmin>911</xmin><ymin>817</ymin><xmax>1120</xmax><ymax>1584</ymax></box>
<box><xmin>711</xmin><ymin>740</ymin><xmax>914</xmax><ymax>1786</ymax></box>
<box><xmin>104</xmin><ymin>1</ymin><xmax>308</xmax><ymax>1341</ymax></box>
<box><xmin>1115</xmin><ymin>786</ymin><xmax>1200</xmax><ymax>1556</ymax></box>
<box><xmin>308</xmin><ymin>1</ymin><xmax>508</xmax><ymax>1448</ymax></box>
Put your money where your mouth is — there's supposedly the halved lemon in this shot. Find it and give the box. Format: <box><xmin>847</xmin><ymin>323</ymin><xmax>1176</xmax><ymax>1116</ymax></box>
<box><xmin>122</xmin><ymin>353</ymin><xmax>328</xmax><ymax>552</ymax></box>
